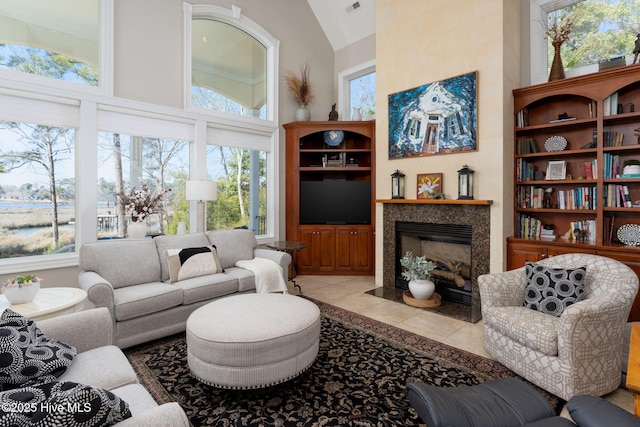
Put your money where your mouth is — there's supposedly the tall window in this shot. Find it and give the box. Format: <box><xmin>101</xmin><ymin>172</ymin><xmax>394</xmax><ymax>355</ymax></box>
<box><xmin>0</xmin><ymin>0</ymin><xmax>101</xmax><ymax>87</ymax></box>
<box><xmin>191</xmin><ymin>19</ymin><xmax>267</xmax><ymax>119</ymax></box>
<box><xmin>97</xmin><ymin>133</ymin><xmax>190</xmax><ymax>239</ymax></box>
<box><xmin>530</xmin><ymin>0</ymin><xmax>640</xmax><ymax>83</ymax></box>
<box><xmin>0</xmin><ymin>121</ymin><xmax>75</xmax><ymax>257</ymax></box>
<box><xmin>339</xmin><ymin>60</ymin><xmax>376</xmax><ymax>120</ymax></box>
<box><xmin>206</xmin><ymin>145</ymin><xmax>267</xmax><ymax>234</ymax></box>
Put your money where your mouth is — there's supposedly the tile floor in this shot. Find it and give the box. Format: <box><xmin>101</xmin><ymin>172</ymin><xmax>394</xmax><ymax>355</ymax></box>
<box><xmin>290</xmin><ymin>274</ymin><xmax>635</xmax><ymax>418</ymax></box>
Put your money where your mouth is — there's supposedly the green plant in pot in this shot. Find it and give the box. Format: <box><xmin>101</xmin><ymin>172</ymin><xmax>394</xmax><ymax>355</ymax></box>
<box><xmin>623</xmin><ymin>159</ymin><xmax>640</xmax><ymax>176</ymax></box>
<box><xmin>400</xmin><ymin>251</ymin><xmax>436</xmax><ymax>300</ymax></box>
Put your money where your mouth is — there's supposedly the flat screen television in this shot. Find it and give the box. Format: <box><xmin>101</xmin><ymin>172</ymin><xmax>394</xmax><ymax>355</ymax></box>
<box><xmin>300</xmin><ymin>180</ymin><xmax>371</xmax><ymax>224</ymax></box>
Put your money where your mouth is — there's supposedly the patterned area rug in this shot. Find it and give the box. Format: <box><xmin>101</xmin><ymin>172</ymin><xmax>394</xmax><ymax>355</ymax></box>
<box><xmin>125</xmin><ymin>299</ymin><xmax>561</xmax><ymax>426</ymax></box>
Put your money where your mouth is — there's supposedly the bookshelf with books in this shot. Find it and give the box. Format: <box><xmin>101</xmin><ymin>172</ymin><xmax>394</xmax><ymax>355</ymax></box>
<box><xmin>510</xmin><ymin>64</ymin><xmax>640</xmax><ymax>320</ymax></box>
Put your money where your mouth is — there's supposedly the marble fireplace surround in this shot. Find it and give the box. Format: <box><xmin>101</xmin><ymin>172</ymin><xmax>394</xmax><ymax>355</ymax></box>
<box><xmin>377</xmin><ymin>199</ymin><xmax>492</xmax><ymax>323</ymax></box>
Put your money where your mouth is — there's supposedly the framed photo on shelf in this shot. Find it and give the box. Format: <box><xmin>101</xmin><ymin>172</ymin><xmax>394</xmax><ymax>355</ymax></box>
<box><xmin>546</xmin><ymin>160</ymin><xmax>567</xmax><ymax>180</ymax></box>
<box><xmin>417</xmin><ymin>173</ymin><xmax>443</xmax><ymax>199</ymax></box>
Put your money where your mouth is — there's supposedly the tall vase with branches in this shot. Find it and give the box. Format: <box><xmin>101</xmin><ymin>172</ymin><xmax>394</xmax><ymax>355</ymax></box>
<box><xmin>285</xmin><ymin>61</ymin><xmax>314</xmax><ymax>121</ymax></box>
<box><xmin>546</xmin><ymin>8</ymin><xmax>577</xmax><ymax>81</ymax></box>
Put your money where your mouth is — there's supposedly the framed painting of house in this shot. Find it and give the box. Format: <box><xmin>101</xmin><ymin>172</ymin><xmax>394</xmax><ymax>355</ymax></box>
<box><xmin>388</xmin><ymin>71</ymin><xmax>478</xmax><ymax>159</ymax></box>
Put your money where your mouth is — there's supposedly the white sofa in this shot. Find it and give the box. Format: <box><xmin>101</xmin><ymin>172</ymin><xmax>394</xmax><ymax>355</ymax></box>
<box><xmin>37</xmin><ymin>307</ymin><xmax>189</xmax><ymax>426</ymax></box>
<box><xmin>78</xmin><ymin>229</ymin><xmax>291</xmax><ymax>348</ymax></box>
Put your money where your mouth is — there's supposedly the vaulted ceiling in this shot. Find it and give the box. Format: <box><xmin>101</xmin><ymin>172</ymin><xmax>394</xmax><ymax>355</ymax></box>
<box><xmin>306</xmin><ymin>0</ymin><xmax>376</xmax><ymax>51</ymax></box>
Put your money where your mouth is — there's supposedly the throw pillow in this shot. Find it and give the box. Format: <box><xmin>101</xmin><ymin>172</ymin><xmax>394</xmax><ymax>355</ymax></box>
<box><xmin>0</xmin><ymin>380</ymin><xmax>132</xmax><ymax>426</ymax></box>
<box><xmin>523</xmin><ymin>261</ymin><xmax>587</xmax><ymax>317</ymax></box>
<box><xmin>0</xmin><ymin>310</ymin><xmax>77</xmax><ymax>390</ymax></box>
<box><xmin>166</xmin><ymin>245</ymin><xmax>224</xmax><ymax>283</ymax></box>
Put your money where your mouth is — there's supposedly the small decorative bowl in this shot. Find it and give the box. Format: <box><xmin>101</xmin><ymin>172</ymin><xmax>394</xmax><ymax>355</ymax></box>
<box><xmin>2</xmin><ymin>277</ymin><xmax>41</xmax><ymax>304</ymax></box>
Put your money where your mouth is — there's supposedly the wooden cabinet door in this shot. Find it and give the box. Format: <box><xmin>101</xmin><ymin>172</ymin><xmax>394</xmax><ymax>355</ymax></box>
<box><xmin>334</xmin><ymin>227</ymin><xmax>353</xmax><ymax>271</ymax></box>
<box><xmin>547</xmin><ymin>246</ymin><xmax>595</xmax><ymax>257</ymax></box>
<box><xmin>352</xmin><ymin>226</ymin><xmax>373</xmax><ymax>271</ymax></box>
<box><xmin>507</xmin><ymin>242</ymin><xmax>546</xmax><ymax>270</ymax></box>
<box><xmin>296</xmin><ymin>226</ymin><xmax>316</xmax><ymax>271</ymax></box>
<box><xmin>315</xmin><ymin>226</ymin><xmax>335</xmax><ymax>271</ymax></box>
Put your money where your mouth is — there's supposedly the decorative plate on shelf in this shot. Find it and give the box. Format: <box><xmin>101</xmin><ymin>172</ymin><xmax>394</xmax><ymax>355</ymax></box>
<box><xmin>544</xmin><ymin>136</ymin><xmax>568</xmax><ymax>152</ymax></box>
<box><xmin>617</xmin><ymin>224</ymin><xmax>640</xmax><ymax>246</ymax></box>
<box><xmin>323</xmin><ymin>130</ymin><xmax>344</xmax><ymax>147</ymax></box>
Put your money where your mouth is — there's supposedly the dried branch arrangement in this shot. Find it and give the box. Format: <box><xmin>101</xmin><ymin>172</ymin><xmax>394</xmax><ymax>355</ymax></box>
<box><xmin>545</xmin><ymin>9</ymin><xmax>578</xmax><ymax>45</ymax></box>
<box><xmin>284</xmin><ymin>61</ymin><xmax>314</xmax><ymax>106</ymax></box>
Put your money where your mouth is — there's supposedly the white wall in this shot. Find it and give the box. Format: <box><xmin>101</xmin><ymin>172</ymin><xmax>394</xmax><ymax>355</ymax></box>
<box><xmin>375</xmin><ymin>0</ymin><xmax>521</xmax><ymax>283</ymax></box>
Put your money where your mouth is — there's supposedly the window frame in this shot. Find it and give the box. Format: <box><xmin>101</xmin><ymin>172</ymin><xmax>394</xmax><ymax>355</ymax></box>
<box><xmin>529</xmin><ymin>0</ymin><xmax>634</xmax><ymax>85</ymax></box>
<box><xmin>338</xmin><ymin>59</ymin><xmax>376</xmax><ymax>121</ymax></box>
<box><xmin>183</xmin><ymin>3</ymin><xmax>279</xmax><ymax>124</ymax></box>
<box><xmin>0</xmin><ymin>0</ymin><xmax>114</xmax><ymax>96</ymax></box>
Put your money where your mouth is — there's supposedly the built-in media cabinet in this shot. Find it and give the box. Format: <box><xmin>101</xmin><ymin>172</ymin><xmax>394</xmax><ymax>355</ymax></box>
<box><xmin>284</xmin><ymin>121</ymin><xmax>375</xmax><ymax>275</ymax></box>
<box><xmin>509</xmin><ymin>64</ymin><xmax>640</xmax><ymax>321</ymax></box>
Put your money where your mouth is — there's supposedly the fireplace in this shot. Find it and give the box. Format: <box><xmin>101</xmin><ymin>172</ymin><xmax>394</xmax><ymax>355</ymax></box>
<box><xmin>375</xmin><ymin>200</ymin><xmax>492</xmax><ymax>322</ymax></box>
<box><xmin>396</xmin><ymin>221</ymin><xmax>472</xmax><ymax>306</ymax></box>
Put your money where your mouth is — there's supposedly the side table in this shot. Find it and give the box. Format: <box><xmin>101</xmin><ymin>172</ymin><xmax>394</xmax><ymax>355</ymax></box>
<box><xmin>264</xmin><ymin>241</ymin><xmax>307</xmax><ymax>294</ymax></box>
<box><xmin>0</xmin><ymin>287</ymin><xmax>88</xmax><ymax>322</ymax></box>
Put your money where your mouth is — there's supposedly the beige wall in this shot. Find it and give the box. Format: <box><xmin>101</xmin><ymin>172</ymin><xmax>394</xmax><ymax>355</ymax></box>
<box><xmin>374</xmin><ymin>0</ymin><xmax>521</xmax><ymax>283</ymax></box>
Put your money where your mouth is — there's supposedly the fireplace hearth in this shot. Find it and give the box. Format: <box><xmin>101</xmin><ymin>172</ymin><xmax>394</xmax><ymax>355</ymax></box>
<box><xmin>396</xmin><ymin>221</ymin><xmax>472</xmax><ymax>306</ymax></box>
<box><xmin>373</xmin><ymin>199</ymin><xmax>492</xmax><ymax>323</ymax></box>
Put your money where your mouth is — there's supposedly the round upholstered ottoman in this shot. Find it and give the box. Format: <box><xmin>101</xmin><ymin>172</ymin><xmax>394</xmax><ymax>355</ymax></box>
<box><xmin>186</xmin><ymin>293</ymin><xmax>320</xmax><ymax>389</ymax></box>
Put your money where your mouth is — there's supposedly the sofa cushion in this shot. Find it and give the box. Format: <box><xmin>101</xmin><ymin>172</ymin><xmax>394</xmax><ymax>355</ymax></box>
<box><xmin>223</xmin><ymin>267</ymin><xmax>256</xmax><ymax>292</ymax></box>
<box><xmin>111</xmin><ymin>384</ymin><xmax>159</xmax><ymax>416</ymax></box>
<box><xmin>0</xmin><ymin>381</ymin><xmax>131</xmax><ymax>426</ymax></box>
<box><xmin>523</xmin><ymin>261</ymin><xmax>586</xmax><ymax>317</ymax></box>
<box><xmin>173</xmin><ymin>274</ymin><xmax>239</xmax><ymax>305</ymax></box>
<box><xmin>166</xmin><ymin>246</ymin><xmax>224</xmax><ymax>283</ymax></box>
<box><xmin>207</xmin><ymin>229</ymin><xmax>258</xmax><ymax>269</ymax></box>
<box><xmin>113</xmin><ymin>282</ymin><xmax>183</xmax><ymax>322</ymax></box>
<box><xmin>58</xmin><ymin>345</ymin><xmax>139</xmax><ymax>391</ymax></box>
<box><xmin>80</xmin><ymin>239</ymin><xmax>162</xmax><ymax>288</ymax></box>
<box><xmin>0</xmin><ymin>309</ymin><xmax>77</xmax><ymax>390</ymax></box>
<box><xmin>484</xmin><ymin>306</ymin><xmax>559</xmax><ymax>356</ymax></box>
<box><xmin>154</xmin><ymin>233</ymin><xmax>211</xmax><ymax>282</ymax></box>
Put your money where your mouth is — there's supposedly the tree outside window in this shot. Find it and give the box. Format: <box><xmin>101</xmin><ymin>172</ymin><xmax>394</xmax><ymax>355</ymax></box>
<box><xmin>97</xmin><ymin>133</ymin><xmax>190</xmax><ymax>239</ymax></box>
<box><xmin>0</xmin><ymin>122</ymin><xmax>75</xmax><ymax>257</ymax></box>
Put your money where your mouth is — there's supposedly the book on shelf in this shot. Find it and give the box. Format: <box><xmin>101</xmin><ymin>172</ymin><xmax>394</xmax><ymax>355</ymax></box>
<box><xmin>623</xmin><ymin>185</ymin><xmax>632</xmax><ymax>207</ymax></box>
<box><xmin>517</xmin><ymin>137</ymin><xmax>538</xmax><ymax>154</ymax></box>
<box><xmin>621</xmin><ymin>173</ymin><xmax>640</xmax><ymax>178</ymax></box>
<box><xmin>583</xmin><ymin>161</ymin><xmax>593</xmax><ymax>179</ymax></box>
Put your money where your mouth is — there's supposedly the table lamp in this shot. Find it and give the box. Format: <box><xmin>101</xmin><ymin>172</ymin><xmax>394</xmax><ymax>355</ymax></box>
<box><xmin>186</xmin><ymin>180</ymin><xmax>217</xmax><ymax>232</ymax></box>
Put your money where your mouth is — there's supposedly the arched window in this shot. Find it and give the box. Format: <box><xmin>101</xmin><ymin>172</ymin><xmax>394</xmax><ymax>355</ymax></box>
<box><xmin>185</xmin><ymin>4</ymin><xmax>279</xmax><ymax>121</ymax></box>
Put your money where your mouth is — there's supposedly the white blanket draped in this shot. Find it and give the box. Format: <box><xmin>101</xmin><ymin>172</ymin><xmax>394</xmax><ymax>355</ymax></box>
<box><xmin>235</xmin><ymin>258</ymin><xmax>288</xmax><ymax>293</ymax></box>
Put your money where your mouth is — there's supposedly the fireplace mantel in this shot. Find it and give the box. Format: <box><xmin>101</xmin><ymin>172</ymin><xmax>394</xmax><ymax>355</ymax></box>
<box><xmin>376</xmin><ymin>199</ymin><xmax>493</xmax><ymax>206</ymax></box>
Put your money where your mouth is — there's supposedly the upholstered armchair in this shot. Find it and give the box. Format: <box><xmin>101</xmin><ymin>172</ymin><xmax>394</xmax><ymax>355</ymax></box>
<box><xmin>479</xmin><ymin>253</ymin><xmax>639</xmax><ymax>401</ymax></box>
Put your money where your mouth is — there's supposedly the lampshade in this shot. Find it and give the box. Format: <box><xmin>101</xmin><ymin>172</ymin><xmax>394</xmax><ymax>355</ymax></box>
<box><xmin>186</xmin><ymin>180</ymin><xmax>217</xmax><ymax>201</ymax></box>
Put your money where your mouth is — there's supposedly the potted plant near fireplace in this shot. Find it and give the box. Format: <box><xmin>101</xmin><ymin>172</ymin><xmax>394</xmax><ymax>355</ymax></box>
<box><xmin>400</xmin><ymin>251</ymin><xmax>436</xmax><ymax>300</ymax></box>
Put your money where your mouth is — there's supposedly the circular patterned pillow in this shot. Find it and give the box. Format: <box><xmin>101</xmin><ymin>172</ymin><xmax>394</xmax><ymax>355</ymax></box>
<box><xmin>523</xmin><ymin>262</ymin><xmax>587</xmax><ymax>317</ymax></box>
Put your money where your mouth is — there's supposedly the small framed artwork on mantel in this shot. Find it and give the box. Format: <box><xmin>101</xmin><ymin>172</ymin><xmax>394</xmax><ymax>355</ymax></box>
<box><xmin>546</xmin><ymin>160</ymin><xmax>567</xmax><ymax>180</ymax></box>
<box><xmin>417</xmin><ymin>173</ymin><xmax>443</xmax><ymax>199</ymax></box>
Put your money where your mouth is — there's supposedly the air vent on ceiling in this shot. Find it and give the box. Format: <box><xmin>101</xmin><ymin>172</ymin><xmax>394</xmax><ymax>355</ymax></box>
<box><xmin>345</xmin><ymin>1</ymin><xmax>361</xmax><ymax>14</ymax></box>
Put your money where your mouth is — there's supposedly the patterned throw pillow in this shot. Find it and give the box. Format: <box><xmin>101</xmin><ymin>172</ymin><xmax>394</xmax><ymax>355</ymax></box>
<box><xmin>523</xmin><ymin>261</ymin><xmax>587</xmax><ymax>317</ymax></box>
<box><xmin>0</xmin><ymin>310</ymin><xmax>77</xmax><ymax>390</ymax></box>
<box><xmin>165</xmin><ymin>245</ymin><xmax>224</xmax><ymax>283</ymax></box>
<box><xmin>0</xmin><ymin>381</ymin><xmax>131</xmax><ymax>426</ymax></box>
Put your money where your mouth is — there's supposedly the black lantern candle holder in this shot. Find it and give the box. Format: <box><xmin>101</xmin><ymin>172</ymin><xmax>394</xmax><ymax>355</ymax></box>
<box><xmin>457</xmin><ymin>164</ymin><xmax>475</xmax><ymax>200</ymax></box>
<box><xmin>391</xmin><ymin>169</ymin><xmax>405</xmax><ymax>199</ymax></box>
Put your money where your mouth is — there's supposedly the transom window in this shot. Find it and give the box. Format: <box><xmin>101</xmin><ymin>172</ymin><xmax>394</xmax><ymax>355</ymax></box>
<box><xmin>0</xmin><ymin>0</ymin><xmax>100</xmax><ymax>87</ymax></box>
